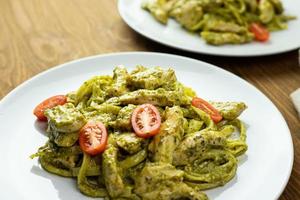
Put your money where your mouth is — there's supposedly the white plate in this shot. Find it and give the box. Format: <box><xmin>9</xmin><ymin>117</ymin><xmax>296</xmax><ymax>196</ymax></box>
<box><xmin>118</xmin><ymin>0</ymin><xmax>300</xmax><ymax>56</ymax></box>
<box><xmin>0</xmin><ymin>52</ymin><xmax>293</xmax><ymax>199</ymax></box>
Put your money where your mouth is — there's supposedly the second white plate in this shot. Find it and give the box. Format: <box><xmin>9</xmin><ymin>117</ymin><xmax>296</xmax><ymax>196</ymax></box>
<box><xmin>118</xmin><ymin>0</ymin><xmax>300</xmax><ymax>56</ymax></box>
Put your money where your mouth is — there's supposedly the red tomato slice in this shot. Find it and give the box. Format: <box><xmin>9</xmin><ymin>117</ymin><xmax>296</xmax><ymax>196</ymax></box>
<box><xmin>191</xmin><ymin>97</ymin><xmax>223</xmax><ymax>123</ymax></box>
<box><xmin>33</xmin><ymin>95</ymin><xmax>67</xmax><ymax>121</ymax></box>
<box><xmin>249</xmin><ymin>23</ymin><xmax>270</xmax><ymax>42</ymax></box>
<box><xmin>79</xmin><ymin>121</ymin><xmax>108</xmax><ymax>155</ymax></box>
<box><xmin>131</xmin><ymin>104</ymin><xmax>161</xmax><ymax>138</ymax></box>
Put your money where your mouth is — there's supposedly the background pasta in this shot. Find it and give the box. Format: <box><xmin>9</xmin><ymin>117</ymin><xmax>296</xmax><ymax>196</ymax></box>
<box><xmin>142</xmin><ymin>0</ymin><xmax>296</xmax><ymax>45</ymax></box>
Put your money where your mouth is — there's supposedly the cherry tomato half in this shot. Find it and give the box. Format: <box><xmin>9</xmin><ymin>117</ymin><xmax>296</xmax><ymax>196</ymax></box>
<box><xmin>191</xmin><ymin>97</ymin><xmax>223</xmax><ymax>123</ymax></box>
<box><xmin>131</xmin><ymin>104</ymin><xmax>161</xmax><ymax>138</ymax></box>
<box><xmin>33</xmin><ymin>95</ymin><xmax>67</xmax><ymax>121</ymax></box>
<box><xmin>249</xmin><ymin>23</ymin><xmax>270</xmax><ymax>42</ymax></box>
<box><xmin>79</xmin><ymin>121</ymin><xmax>108</xmax><ymax>155</ymax></box>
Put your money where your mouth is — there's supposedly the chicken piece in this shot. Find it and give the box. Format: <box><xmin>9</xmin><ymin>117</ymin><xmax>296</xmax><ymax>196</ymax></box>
<box><xmin>83</xmin><ymin>113</ymin><xmax>118</xmax><ymax>128</ymax></box>
<box><xmin>108</xmin><ymin>66</ymin><xmax>129</xmax><ymax>97</ymax></box>
<box><xmin>173</xmin><ymin>130</ymin><xmax>226</xmax><ymax>166</ymax></box>
<box><xmin>171</xmin><ymin>0</ymin><xmax>221</xmax><ymax>13</ymax></box>
<box><xmin>142</xmin><ymin>0</ymin><xmax>170</xmax><ymax>24</ymax></box>
<box><xmin>128</xmin><ymin>66</ymin><xmax>177</xmax><ymax>90</ymax></box>
<box><xmin>45</xmin><ymin>103</ymin><xmax>86</xmax><ymax>133</ymax></box>
<box><xmin>170</xmin><ymin>0</ymin><xmax>204</xmax><ymax>30</ymax></box>
<box><xmin>113</xmin><ymin>105</ymin><xmax>136</xmax><ymax>131</ymax></box>
<box><xmin>150</xmin><ymin>106</ymin><xmax>185</xmax><ymax>163</ymax></box>
<box><xmin>102</xmin><ymin>140</ymin><xmax>141</xmax><ymax>199</ymax></box>
<box><xmin>201</xmin><ymin>31</ymin><xmax>254</xmax><ymax>45</ymax></box>
<box><xmin>48</xmin><ymin>127</ymin><xmax>79</xmax><ymax>147</ymax></box>
<box><xmin>209</xmin><ymin>101</ymin><xmax>247</xmax><ymax>120</ymax></box>
<box><xmin>204</xmin><ymin>19</ymin><xmax>247</xmax><ymax>33</ymax></box>
<box><xmin>81</xmin><ymin>103</ymin><xmax>120</xmax><ymax>128</ymax></box>
<box><xmin>116</xmin><ymin>132</ymin><xmax>144</xmax><ymax>154</ymax></box>
<box><xmin>102</xmin><ymin>145</ymin><xmax>125</xmax><ymax>198</ymax></box>
<box><xmin>106</xmin><ymin>88</ymin><xmax>190</xmax><ymax>107</ymax></box>
<box><xmin>134</xmin><ymin>163</ymin><xmax>208</xmax><ymax>200</ymax></box>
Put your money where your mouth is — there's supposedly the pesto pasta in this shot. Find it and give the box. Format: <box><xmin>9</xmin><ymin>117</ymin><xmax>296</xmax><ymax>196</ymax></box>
<box><xmin>142</xmin><ymin>0</ymin><xmax>296</xmax><ymax>45</ymax></box>
<box><xmin>31</xmin><ymin>66</ymin><xmax>248</xmax><ymax>200</ymax></box>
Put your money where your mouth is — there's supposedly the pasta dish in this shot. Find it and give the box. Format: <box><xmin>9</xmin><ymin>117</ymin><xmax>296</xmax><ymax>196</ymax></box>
<box><xmin>142</xmin><ymin>0</ymin><xmax>295</xmax><ymax>45</ymax></box>
<box><xmin>31</xmin><ymin>66</ymin><xmax>247</xmax><ymax>200</ymax></box>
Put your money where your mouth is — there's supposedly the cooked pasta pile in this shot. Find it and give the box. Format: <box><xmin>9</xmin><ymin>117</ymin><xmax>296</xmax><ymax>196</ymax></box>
<box><xmin>142</xmin><ymin>0</ymin><xmax>295</xmax><ymax>45</ymax></box>
<box><xmin>32</xmin><ymin>66</ymin><xmax>247</xmax><ymax>200</ymax></box>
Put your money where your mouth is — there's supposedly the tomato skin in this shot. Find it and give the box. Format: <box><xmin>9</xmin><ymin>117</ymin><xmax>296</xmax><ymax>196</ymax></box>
<box><xmin>249</xmin><ymin>23</ymin><xmax>270</xmax><ymax>42</ymax></box>
<box><xmin>33</xmin><ymin>95</ymin><xmax>67</xmax><ymax>121</ymax></box>
<box><xmin>79</xmin><ymin>121</ymin><xmax>108</xmax><ymax>155</ymax></box>
<box><xmin>131</xmin><ymin>104</ymin><xmax>161</xmax><ymax>138</ymax></box>
<box><xmin>191</xmin><ymin>97</ymin><xmax>223</xmax><ymax>123</ymax></box>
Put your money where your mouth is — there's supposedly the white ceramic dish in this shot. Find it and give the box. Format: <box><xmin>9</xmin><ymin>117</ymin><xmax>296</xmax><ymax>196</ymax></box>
<box><xmin>118</xmin><ymin>0</ymin><xmax>300</xmax><ymax>56</ymax></box>
<box><xmin>0</xmin><ymin>52</ymin><xmax>293</xmax><ymax>199</ymax></box>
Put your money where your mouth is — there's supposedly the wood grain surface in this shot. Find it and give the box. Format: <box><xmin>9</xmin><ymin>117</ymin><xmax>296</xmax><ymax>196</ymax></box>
<box><xmin>0</xmin><ymin>0</ymin><xmax>299</xmax><ymax>199</ymax></box>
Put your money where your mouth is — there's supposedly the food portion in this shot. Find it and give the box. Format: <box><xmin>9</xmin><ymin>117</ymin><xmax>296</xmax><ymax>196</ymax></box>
<box><xmin>142</xmin><ymin>0</ymin><xmax>296</xmax><ymax>45</ymax></box>
<box><xmin>31</xmin><ymin>66</ymin><xmax>248</xmax><ymax>199</ymax></box>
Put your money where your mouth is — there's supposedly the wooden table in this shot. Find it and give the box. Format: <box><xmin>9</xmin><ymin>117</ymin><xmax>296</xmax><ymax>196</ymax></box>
<box><xmin>0</xmin><ymin>0</ymin><xmax>299</xmax><ymax>199</ymax></box>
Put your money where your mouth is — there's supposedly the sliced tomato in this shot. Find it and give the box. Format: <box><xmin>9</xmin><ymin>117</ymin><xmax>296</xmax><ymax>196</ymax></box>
<box><xmin>131</xmin><ymin>104</ymin><xmax>161</xmax><ymax>138</ymax></box>
<box><xmin>191</xmin><ymin>97</ymin><xmax>223</xmax><ymax>123</ymax></box>
<box><xmin>33</xmin><ymin>95</ymin><xmax>67</xmax><ymax>121</ymax></box>
<box><xmin>79</xmin><ymin>121</ymin><xmax>108</xmax><ymax>155</ymax></box>
<box><xmin>249</xmin><ymin>23</ymin><xmax>269</xmax><ymax>42</ymax></box>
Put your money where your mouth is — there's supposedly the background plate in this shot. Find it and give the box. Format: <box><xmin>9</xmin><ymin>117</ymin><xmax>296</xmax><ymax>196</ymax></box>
<box><xmin>0</xmin><ymin>52</ymin><xmax>293</xmax><ymax>199</ymax></box>
<box><xmin>118</xmin><ymin>0</ymin><xmax>300</xmax><ymax>56</ymax></box>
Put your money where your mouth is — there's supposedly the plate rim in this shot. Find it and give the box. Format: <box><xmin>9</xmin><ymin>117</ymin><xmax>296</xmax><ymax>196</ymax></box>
<box><xmin>117</xmin><ymin>0</ymin><xmax>300</xmax><ymax>57</ymax></box>
<box><xmin>0</xmin><ymin>52</ymin><xmax>294</xmax><ymax>199</ymax></box>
